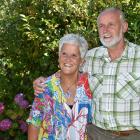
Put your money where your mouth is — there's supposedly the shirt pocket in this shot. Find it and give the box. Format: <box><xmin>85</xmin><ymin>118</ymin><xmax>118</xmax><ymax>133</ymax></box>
<box><xmin>88</xmin><ymin>74</ymin><xmax>103</xmax><ymax>98</ymax></box>
<box><xmin>116</xmin><ymin>72</ymin><xmax>140</xmax><ymax>99</ymax></box>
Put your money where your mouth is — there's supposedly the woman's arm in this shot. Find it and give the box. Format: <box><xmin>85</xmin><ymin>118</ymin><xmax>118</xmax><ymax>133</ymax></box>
<box><xmin>28</xmin><ymin>124</ymin><xmax>39</xmax><ymax>140</ymax></box>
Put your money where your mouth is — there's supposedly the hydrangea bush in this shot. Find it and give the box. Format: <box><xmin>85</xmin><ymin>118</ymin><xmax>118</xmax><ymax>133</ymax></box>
<box><xmin>0</xmin><ymin>93</ymin><xmax>29</xmax><ymax>139</ymax></box>
<box><xmin>0</xmin><ymin>0</ymin><xmax>140</xmax><ymax>140</ymax></box>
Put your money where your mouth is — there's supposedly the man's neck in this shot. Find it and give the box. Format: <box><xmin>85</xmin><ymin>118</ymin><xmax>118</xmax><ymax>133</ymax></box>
<box><xmin>108</xmin><ymin>40</ymin><xmax>126</xmax><ymax>61</ymax></box>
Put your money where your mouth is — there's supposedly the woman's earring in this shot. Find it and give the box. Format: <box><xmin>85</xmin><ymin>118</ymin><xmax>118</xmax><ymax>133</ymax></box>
<box><xmin>58</xmin><ymin>64</ymin><xmax>60</xmax><ymax>69</ymax></box>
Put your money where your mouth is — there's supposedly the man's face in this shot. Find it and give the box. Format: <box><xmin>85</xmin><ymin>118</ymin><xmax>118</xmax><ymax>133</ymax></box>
<box><xmin>98</xmin><ymin>11</ymin><xmax>125</xmax><ymax>48</ymax></box>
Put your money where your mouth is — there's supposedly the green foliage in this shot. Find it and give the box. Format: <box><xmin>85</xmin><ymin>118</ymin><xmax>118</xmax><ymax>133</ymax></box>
<box><xmin>0</xmin><ymin>0</ymin><xmax>140</xmax><ymax>139</ymax></box>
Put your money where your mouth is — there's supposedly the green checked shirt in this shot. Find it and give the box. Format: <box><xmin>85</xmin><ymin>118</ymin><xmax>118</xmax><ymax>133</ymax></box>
<box><xmin>82</xmin><ymin>40</ymin><xmax>140</xmax><ymax>131</ymax></box>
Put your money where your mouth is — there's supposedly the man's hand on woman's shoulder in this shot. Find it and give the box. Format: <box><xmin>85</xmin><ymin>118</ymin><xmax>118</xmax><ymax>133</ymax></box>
<box><xmin>33</xmin><ymin>76</ymin><xmax>47</xmax><ymax>95</ymax></box>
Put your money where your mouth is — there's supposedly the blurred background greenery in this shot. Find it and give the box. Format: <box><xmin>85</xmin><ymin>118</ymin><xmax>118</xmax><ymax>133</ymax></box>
<box><xmin>0</xmin><ymin>0</ymin><xmax>140</xmax><ymax>139</ymax></box>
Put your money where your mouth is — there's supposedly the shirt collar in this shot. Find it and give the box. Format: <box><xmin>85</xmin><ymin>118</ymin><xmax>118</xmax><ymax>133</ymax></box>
<box><xmin>102</xmin><ymin>40</ymin><xmax>131</xmax><ymax>62</ymax></box>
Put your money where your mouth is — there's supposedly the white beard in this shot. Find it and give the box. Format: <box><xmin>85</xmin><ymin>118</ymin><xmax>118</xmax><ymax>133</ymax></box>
<box><xmin>100</xmin><ymin>28</ymin><xmax>123</xmax><ymax>48</ymax></box>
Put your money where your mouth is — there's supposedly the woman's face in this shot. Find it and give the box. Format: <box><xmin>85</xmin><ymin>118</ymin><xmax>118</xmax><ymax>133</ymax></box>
<box><xmin>59</xmin><ymin>43</ymin><xmax>82</xmax><ymax>75</ymax></box>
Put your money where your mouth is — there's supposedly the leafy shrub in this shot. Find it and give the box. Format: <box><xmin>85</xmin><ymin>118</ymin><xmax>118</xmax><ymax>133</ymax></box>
<box><xmin>0</xmin><ymin>0</ymin><xmax>140</xmax><ymax>139</ymax></box>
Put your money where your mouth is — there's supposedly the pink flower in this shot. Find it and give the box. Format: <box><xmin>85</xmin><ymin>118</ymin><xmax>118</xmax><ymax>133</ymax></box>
<box><xmin>18</xmin><ymin>100</ymin><xmax>29</xmax><ymax>109</ymax></box>
<box><xmin>14</xmin><ymin>93</ymin><xmax>24</xmax><ymax>104</ymax></box>
<box><xmin>0</xmin><ymin>119</ymin><xmax>12</xmax><ymax>131</ymax></box>
<box><xmin>18</xmin><ymin>120</ymin><xmax>27</xmax><ymax>133</ymax></box>
<box><xmin>14</xmin><ymin>93</ymin><xmax>29</xmax><ymax>109</ymax></box>
<box><xmin>0</xmin><ymin>102</ymin><xmax>5</xmax><ymax>114</ymax></box>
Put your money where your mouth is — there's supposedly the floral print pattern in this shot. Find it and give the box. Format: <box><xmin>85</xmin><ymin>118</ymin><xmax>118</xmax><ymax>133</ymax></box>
<box><xmin>27</xmin><ymin>72</ymin><xmax>92</xmax><ymax>140</ymax></box>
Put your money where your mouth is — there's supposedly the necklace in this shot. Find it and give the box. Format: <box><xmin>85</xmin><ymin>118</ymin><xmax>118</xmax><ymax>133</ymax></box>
<box><xmin>65</xmin><ymin>82</ymin><xmax>76</xmax><ymax>98</ymax></box>
<box><xmin>60</xmin><ymin>76</ymin><xmax>78</xmax><ymax>99</ymax></box>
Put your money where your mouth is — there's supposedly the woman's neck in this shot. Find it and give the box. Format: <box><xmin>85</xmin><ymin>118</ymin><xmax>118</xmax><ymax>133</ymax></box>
<box><xmin>60</xmin><ymin>71</ymin><xmax>79</xmax><ymax>103</ymax></box>
<box><xmin>60</xmin><ymin>71</ymin><xmax>79</xmax><ymax>84</ymax></box>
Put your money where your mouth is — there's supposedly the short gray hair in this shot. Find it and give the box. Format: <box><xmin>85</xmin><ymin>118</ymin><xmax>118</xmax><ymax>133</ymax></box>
<box><xmin>59</xmin><ymin>33</ymin><xmax>88</xmax><ymax>59</ymax></box>
<box><xmin>97</xmin><ymin>7</ymin><xmax>126</xmax><ymax>24</ymax></box>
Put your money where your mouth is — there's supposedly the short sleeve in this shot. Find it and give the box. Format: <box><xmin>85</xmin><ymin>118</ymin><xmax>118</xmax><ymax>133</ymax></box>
<box><xmin>26</xmin><ymin>94</ymin><xmax>45</xmax><ymax>127</ymax></box>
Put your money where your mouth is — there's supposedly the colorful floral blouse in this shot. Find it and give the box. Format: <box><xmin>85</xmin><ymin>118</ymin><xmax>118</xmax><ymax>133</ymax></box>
<box><xmin>27</xmin><ymin>72</ymin><xmax>92</xmax><ymax>140</ymax></box>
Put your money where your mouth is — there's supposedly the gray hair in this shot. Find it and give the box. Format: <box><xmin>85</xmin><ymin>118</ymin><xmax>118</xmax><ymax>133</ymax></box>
<box><xmin>59</xmin><ymin>33</ymin><xmax>88</xmax><ymax>59</ymax></box>
<box><xmin>97</xmin><ymin>7</ymin><xmax>126</xmax><ymax>24</ymax></box>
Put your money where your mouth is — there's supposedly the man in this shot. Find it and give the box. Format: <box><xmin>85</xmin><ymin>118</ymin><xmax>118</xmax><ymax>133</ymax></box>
<box><xmin>33</xmin><ymin>7</ymin><xmax>140</xmax><ymax>140</ymax></box>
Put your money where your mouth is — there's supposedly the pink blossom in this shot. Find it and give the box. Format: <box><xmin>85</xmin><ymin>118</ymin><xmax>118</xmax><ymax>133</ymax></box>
<box><xmin>0</xmin><ymin>119</ymin><xmax>12</xmax><ymax>131</ymax></box>
<box><xmin>14</xmin><ymin>93</ymin><xmax>24</xmax><ymax>104</ymax></box>
<box><xmin>18</xmin><ymin>120</ymin><xmax>27</xmax><ymax>133</ymax></box>
<box><xmin>0</xmin><ymin>102</ymin><xmax>5</xmax><ymax>114</ymax></box>
<box><xmin>14</xmin><ymin>93</ymin><xmax>29</xmax><ymax>109</ymax></box>
<box><xmin>18</xmin><ymin>100</ymin><xmax>29</xmax><ymax>109</ymax></box>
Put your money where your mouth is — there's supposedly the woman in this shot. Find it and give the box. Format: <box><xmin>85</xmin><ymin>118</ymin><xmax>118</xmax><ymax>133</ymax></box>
<box><xmin>27</xmin><ymin>34</ymin><xmax>92</xmax><ymax>140</ymax></box>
